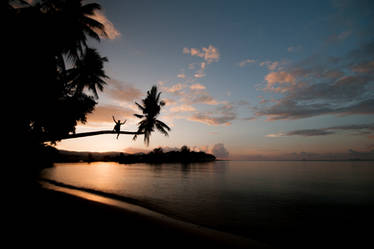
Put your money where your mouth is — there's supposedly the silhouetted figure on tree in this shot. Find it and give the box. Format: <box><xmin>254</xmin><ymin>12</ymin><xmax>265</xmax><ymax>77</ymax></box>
<box><xmin>113</xmin><ymin>116</ymin><xmax>126</xmax><ymax>139</ymax></box>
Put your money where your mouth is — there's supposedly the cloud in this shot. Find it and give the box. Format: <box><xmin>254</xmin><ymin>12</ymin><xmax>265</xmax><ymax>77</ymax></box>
<box><xmin>161</xmin><ymin>82</ymin><xmax>219</xmax><ymax>106</ymax></box>
<box><xmin>266</xmin><ymin>123</ymin><xmax>374</xmax><ymax>138</ymax></box>
<box><xmin>170</xmin><ymin>104</ymin><xmax>196</xmax><ymax>113</ymax></box>
<box><xmin>192</xmin><ymin>62</ymin><xmax>207</xmax><ymax>79</ymax></box>
<box><xmin>160</xmin><ymin>81</ymin><xmax>237</xmax><ymax>125</ymax></box>
<box><xmin>194</xmin><ymin>72</ymin><xmax>206</xmax><ymax>78</ymax></box>
<box><xmin>286</xmin><ymin>129</ymin><xmax>335</xmax><ymax>136</ymax></box>
<box><xmin>260</xmin><ymin>61</ymin><xmax>282</xmax><ymax>71</ymax></box>
<box><xmin>183</xmin><ymin>45</ymin><xmax>220</xmax><ymax>64</ymax></box>
<box><xmin>188</xmin><ymin>103</ymin><xmax>236</xmax><ymax>125</ymax></box>
<box><xmin>161</xmin><ymin>45</ymin><xmax>235</xmax><ymax>126</ymax></box>
<box><xmin>188</xmin><ymin>91</ymin><xmax>219</xmax><ymax>105</ymax></box>
<box><xmin>231</xmin><ymin>150</ymin><xmax>374</xmax><ymax>161</ymax></box>
<box><xmin>265</xmin><ymin>71</ymin><xmax>296</xmax><ymax>84</ymax></box>
<box><xmin>106</xmin><ymin>79</ymin><xmax>142</xmax><ymax>103</ymax></box>
<box><xmin>257</xmin><ymin>98</ymin><xmax>374</xmax><ymax>120</ymax></box>
<box><xmin>89</xmin><ymin>10</ymin><xmax>121</xmax><ymax>40</ymax></box>
<box><xmin>202</xmin><ymin>45</ymin><xmax>220</xmax><ymax>63</ymax></box>
<box><xmin>190</xmin><ymin>83</ymin><xmax>206</xmax><ymax>90</ymax></box>
<box><xmin>177</xmin><ymin>73</ymin><xmax>186</xmax><ymax>79</ymax></box>
<box><xmin>183</xmin><ymin>46</ymin><xmax>218</xmax><ymax>79</ymax></box>
<box><xmin>123</xmin><ymin>147</ymin><xmax>150</xmax><ymax>154</ymax></box>
<box><xmin>239</xmin><ymin>59</ymin><xmax>256</xmax><ymax>67</ymax></box>
<box><xmin>189</xmin><ymin>112</ymin><xmax>234</xmax><ymax>125</ymax></box>
<box><xmin>87</xmin><ymin>105</ymin><xmax>134</xmax><ymax>123</ymax></box>
<box><xmin>352</xmin><ymin>61</ymin><xmax>374</xmax><ymax>73</ymax></box>
<box><xmin>211</xmin><ymin>143</ymin><xmax>229</xmax><ymax>158</ymax></box>
<box><xmin>163</xmin><ymin>98</ymin><xmax>176</xmax><ymax>106</ymax></box>
<box><xmin>264</xmin><ymin>71</ymin><xmax>297</xmax><ymax>93</ymax></box>
<box><xmin>255</xmin><ymin>41</ymin><xmax>374</xmax><ymax>120</ymax></box>
<box><xmin>162</xmin><ymin>83</ymin><xmax>186</xmax><ymax>94</ymax></box>
<box><xmin>265</xmin><ymin>132</ymin><xmax>286</xmax><ymax>138</ymax></box>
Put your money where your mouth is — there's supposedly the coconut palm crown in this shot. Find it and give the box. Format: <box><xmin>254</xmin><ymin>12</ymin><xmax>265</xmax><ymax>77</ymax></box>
<box><xmin>133</xmin><ymin>86</ymin><xmax>171</xmax><ymax>146</ymax></box>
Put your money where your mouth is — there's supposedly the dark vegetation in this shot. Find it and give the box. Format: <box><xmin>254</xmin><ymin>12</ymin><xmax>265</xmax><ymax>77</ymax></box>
<box><xmin>6</xmin><ymin>0</ymin><xmax>110</xmax><ymax>179</ymax></box>
<box><xmin>56</xmin><ymin>146</ymin><xmax>216</xmax><ymax>164</ymax></box>
<box><xmin>5</xmin><ymin>0</ymin><xmax>171</xmax><ymax>181</ymax></box>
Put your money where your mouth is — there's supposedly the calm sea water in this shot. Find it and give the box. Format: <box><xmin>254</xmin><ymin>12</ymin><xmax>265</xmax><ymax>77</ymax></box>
<box><xmin>41</xmin><ymin>161</ymin><xmax>374</xmax><ymax>248</ymax></box>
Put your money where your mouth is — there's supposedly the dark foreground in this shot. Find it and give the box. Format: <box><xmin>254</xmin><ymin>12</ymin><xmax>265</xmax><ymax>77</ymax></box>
<box><xmin>7</xmin><ymin>183</ymin><xmax>269</xmax><ymax>249</ymax></box>
<box><xmin>7</xmin><ymin>179</ymin><xmax>374</xmax><ymax>249</ymax></box>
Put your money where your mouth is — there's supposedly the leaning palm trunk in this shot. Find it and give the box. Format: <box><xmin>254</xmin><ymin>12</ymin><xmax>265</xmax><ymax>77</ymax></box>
<box><xmin>43</xmin><ymin>130</ymin><xmax>144</xmax><ymax>142</ymax></box>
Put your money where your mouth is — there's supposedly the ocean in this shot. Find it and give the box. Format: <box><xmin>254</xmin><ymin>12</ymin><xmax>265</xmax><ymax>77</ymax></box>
<box><xmin>41</xmin><ymin>161</ymin><xmax>374</xmax><ymax>248</ymax></box>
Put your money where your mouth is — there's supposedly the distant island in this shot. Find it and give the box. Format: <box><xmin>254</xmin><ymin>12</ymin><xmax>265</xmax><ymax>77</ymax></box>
<box><xmin>55</xmin><ymin>146</ymin><xmax>216</xmax><ymax>164</ymax></box>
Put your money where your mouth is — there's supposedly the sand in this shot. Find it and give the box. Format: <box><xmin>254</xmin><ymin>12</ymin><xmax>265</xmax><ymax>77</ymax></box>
<box><xmin>8</xmin><ymin>181</ymin><xmax>271</xmax><ymax>249</ymax></box>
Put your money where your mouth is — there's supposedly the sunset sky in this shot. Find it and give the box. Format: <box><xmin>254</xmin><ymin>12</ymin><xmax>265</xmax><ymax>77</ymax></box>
<box><xmin>56</xmin><ymin>0</ymin><xmax>374</xmax><ymax>159</ymax></box>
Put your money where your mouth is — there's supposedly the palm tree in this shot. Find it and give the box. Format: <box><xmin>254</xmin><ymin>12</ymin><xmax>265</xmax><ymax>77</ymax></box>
<box><xmin>67</xmin><ymin>48</ymin><xmax>109</xmax><ymax>98</ymax></box>
<box><xmin>42</xmin><ymin>0</ymin><xmax>107</xmax><ymax>61</ymax></box>
<box><xmin>133</xmin><ymin>86</ymin><xmax>171</xmax><ymax>146</ymax></box>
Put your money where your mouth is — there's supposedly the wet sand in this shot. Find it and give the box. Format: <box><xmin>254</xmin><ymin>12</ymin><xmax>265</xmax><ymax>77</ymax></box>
<box><xmin>10</xmin><ymin>182</ymin><xmax>271</xmax><ymax>249</ymax></box>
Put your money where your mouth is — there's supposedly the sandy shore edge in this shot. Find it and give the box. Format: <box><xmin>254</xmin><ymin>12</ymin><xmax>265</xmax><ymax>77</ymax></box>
<box><xmin>40</xmin><ymin>180</ymin><xmax>271</xmax><ymax>249</ymax></box>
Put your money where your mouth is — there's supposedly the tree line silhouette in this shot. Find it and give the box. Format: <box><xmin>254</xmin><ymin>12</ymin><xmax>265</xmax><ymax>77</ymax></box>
<box><xmin>56</xmin><ymin>146</ymin><xmax>215</xmax><ymax>164</ymax></box>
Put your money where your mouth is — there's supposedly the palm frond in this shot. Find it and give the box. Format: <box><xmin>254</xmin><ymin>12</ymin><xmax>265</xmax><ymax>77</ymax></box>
<box><xmin>155</xmin><ymin>122</ymin><xmax>169</xmax><ymax>136</ymax></box>
<box><xmin>155</xmin><ymin>120</ymin><xmax>171</xmax><ymax>131</ymax></box>
<box><xmin>135</xmin><ymin>102</ymin><xmax>145</xmax><ymax>112</ymax></box>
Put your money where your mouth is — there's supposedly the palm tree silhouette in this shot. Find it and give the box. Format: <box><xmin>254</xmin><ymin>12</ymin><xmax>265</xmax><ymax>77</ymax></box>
<box><xmin>67</xmin><ymin>48</ymin><xmax>109</xmax><ymax>98</ymax></box>
<box><xmin>133</xmin><ymin>86</ymin><xmax>171</xmax><ymax>146</ymax></box>
<box><xmin>42</xmin><ymin>85</ymin><xmax>170</xmax><ymax>142</ymax></box>
<box><xmin>43</xmin><ymin>0</ymin><xmax>107</xmax><ymax>62</ymax></box>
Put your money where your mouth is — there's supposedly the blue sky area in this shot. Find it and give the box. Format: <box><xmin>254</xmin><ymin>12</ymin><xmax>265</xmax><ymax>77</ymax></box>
<box><xmin>56</xmin><ymin>0</ymin><xmax>374</xmax><ymax>159</ymax></box>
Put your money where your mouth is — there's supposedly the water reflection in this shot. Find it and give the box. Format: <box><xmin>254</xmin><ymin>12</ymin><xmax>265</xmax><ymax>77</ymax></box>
<box><xmin>141</xmin><ymin>161</ymin><xmax>227</xmax><ymax>176</ymax></box>
<box><xmin>41</xmin><ymin>161</ymin><xmax>374</xmax><ymax>249</ymax></box>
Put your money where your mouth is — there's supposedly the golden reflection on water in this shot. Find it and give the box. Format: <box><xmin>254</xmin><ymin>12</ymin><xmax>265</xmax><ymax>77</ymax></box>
<box><xmin>50</xmin><ymin>162</ymin><xmax>132</xmax><ymax>192</ymax></box>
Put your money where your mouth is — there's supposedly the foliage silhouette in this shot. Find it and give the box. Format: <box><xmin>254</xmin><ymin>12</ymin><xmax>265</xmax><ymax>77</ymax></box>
<box><xmin>56</xmin><ymin>146</ymin><xmax>216</xmax><ymax>164</ymax></box>
<box><xmin>6</xmin><ymin>1</ymin><xmax>170</xmax><ymax>178</ymax></box>
<box><xmin>7</xmin><ymin>0</ymin><xmax>108</xmax><ymax>145</ymax></box>
<box><xmin>67</xmin><ymin>48</ymin><xmax>109</xmax><ymax>99</ymax></box>
<box><xmin>5</xmin><ymin>0</ymin><xmax>111</xmax><ymax>179</ymax></box>
<box><xmin>133</xmin><ymin>86</ymin><xmax>171</xmax><ymax>146</ymax></box>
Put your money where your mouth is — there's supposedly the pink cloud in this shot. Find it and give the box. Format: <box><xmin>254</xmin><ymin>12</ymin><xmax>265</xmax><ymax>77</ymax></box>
<box><xmin>190</xmin><ymin>83</ymin><xmax>206</xmax><ymax>90</ymax></box>
<box><xmin>107</xmin><ymin>79</ymin><xmax>142</xmax><ymax>103</ymax></box>
<box><xmin>123</xmin><ymin>147</ymin><xmax>150</xmax><ymax>154</ymax></box>
<box><xmin>183</xmin><ymin>45</ymin><xmax>220</xmax><ymax>64</ymax></box>
<box><xmin>265</xmin><ymin>71</ymin><xmax>295</xmax><ymax>84</ymax></box>
<box><xmin>202</xmin><ymin>45</ymin><xmax>220</xmax><ymax>63</ymax></box>
<box><xmin>264</xmin><ymin>71</ymin><xmax>297</xmax><ymax>93</ymax></box>
<box><xmin>163</xmin><ymin>83</ymin><xmax>186</xmax><ymax>94</ymax></box>
<box><xmin>87</xmin><ymin>105</ymin><xmax>134</xmax><ymax>123</ymax></box>
<box><xmin>170</xmin><ymin>104</ymin><xmax>196</xmax><ymax>113</ymax></box>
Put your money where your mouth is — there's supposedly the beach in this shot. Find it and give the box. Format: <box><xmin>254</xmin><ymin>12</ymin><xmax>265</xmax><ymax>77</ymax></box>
<box><xmin>12</xmin><ymin>181</ymin><xmax>270</xmax><ymax>249</ymax></box>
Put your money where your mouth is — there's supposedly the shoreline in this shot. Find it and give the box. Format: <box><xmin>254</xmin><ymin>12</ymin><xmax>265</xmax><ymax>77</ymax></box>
<box><xmin>39</xmin><ymin>180</ymin><xmax>271</xmax><ymax>249</ymax></box>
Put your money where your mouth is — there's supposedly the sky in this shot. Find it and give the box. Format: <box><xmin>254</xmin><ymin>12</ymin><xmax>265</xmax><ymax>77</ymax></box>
<box><xmin>56</xmin><ymin>0</ymin><xmax>374</xmax><ymax>160</ymax></box>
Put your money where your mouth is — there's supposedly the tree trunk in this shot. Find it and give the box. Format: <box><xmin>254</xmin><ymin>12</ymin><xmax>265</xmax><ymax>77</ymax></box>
<box><xmin>44</xmin><ymin>130</ymin><xmax>144</xmax><ymax>142</ymax></box>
